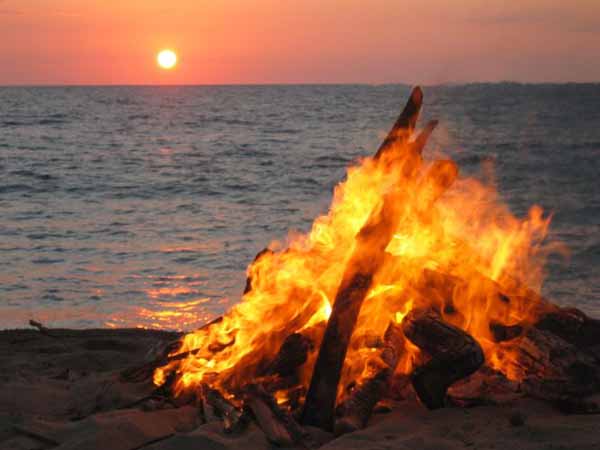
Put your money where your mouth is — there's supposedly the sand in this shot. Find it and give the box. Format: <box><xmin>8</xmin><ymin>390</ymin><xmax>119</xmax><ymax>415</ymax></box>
<box><xmin>1</xmin><ymin>328</ymin><xmax>599</xmax><ymax>450</ymax></box>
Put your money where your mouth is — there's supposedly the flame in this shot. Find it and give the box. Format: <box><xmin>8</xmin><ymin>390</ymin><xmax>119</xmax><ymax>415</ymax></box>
<box><xmin>154</xmin><ymin>93</ymin><xmax>559</xmax><ymax>401</ymax></box>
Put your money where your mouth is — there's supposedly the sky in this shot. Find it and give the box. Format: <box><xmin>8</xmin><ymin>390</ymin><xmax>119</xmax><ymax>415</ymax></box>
<box><xmin>1</xmin><ymin>0</ymin><xmax>599</xmax><ymax>85</ymax></box>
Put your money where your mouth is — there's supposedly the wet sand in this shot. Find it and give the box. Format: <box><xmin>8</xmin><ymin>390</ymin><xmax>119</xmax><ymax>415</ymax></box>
<box><xmin>1</xmin><ymin>328</ymin><xmax>599</xmax><ymax>450</ymax></box>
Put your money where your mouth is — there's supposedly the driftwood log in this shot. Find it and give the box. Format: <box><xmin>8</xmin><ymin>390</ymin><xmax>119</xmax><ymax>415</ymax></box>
<box><xmin>334</xmin><ymin>322</ymin><xmax>405</xmax><ymax>435</ymax></box>
<box><xmin>402</xmin><ymin>308</ymin><xmax>484</xmax><ymax>409</ymax></box>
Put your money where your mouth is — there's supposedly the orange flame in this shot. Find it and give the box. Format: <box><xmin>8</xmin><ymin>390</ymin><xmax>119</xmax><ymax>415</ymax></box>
<box><xmin>154</xmin><ymin>92</ymin><xmax>559</xmax><ymax>400</ymax></box>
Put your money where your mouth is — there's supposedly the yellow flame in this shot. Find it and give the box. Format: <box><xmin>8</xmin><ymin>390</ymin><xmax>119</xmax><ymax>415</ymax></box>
<box><xmin>154</xmin><ymin>113</ymin><xmax>558</xmax><ymax>395</ymax></box>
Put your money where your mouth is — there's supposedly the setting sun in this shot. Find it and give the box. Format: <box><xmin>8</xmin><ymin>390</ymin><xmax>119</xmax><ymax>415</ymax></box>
<box><xmin>157</xmin><ymin>49</ymin><xmax>177</xmax><ymax>70</ymax></box>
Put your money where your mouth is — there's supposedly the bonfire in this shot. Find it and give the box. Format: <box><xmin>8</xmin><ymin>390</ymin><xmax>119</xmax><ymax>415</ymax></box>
<box><xmin>122</xmin><ymin>87</ymin><xmax>600</xmax><ymax>447</ymax></box>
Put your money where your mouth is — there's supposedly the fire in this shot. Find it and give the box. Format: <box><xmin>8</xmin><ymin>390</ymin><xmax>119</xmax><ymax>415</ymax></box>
<box><xmin>154</xmin><ymin>87</ymin><xmax>557</xmax><ymax>403</ymax></box>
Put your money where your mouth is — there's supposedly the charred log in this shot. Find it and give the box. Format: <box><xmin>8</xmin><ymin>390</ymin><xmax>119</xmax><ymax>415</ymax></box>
<box><xmin>244</xmin><ymin>384</ymin><xmax>310</xmax><ymax>447</ymax></box>
<box><xmin>335</xmin><ymin>322</ymin><xmax>405</xmax><ymax>435</ymax></box>
<box><xmin>447</xmin><ymin>365</ymin><xmax>522</xmax><ymax>407</ymax></box>
<box><xmin>535</xmin><ymin>307</ymin><xmax>600</xmax><ymax>352</ymax></box>
<box><xmin>202</xmin><ymin>384</ymin><xmax>248</xmax><ymax>434</ymax></box>
<box><xmin>417</xmin><ymin>268</ymin><xmax>553</xmax><ymax>324</ymax></box>
<box><xmin>374</xmin><ymin>87</ymin><xmax>423</xmax><ymax>160</ymax></box>
<box><xmin>489</xmin><ymin>321</ymin><xmax>524</xmax><ymax>343</ymax></box>
<box><xmin>500</xmin><ymin>327</ymin><xmax>600</xmax><ymax>401</ymax></box>
<box><xmin>199</xmin><ymin>390</ymin><xmax>220</xmax><ymax>424</ymax></box>
<box><xmin>301</xmin><ymin>206</ymin><xmax>396</xmax><ymax>429</ymax></box>
<box><xmin>260</xmin><ymin>332</ymin><xmax>314</xmax><ymax>378</ymax></box>
<box><xmin>411</xmin><ymin>120</ymin><xmax>438</xmax><ymax>155</ymax></box>
<box><xmin>402</xmin><ymin>308</ymin><xmax>484</xmax><ymax>409</ymax></box>
<box><xmin>301</xmin><ymin>216</ymin><xmax>395</xmax><ymax>428</ymax></box>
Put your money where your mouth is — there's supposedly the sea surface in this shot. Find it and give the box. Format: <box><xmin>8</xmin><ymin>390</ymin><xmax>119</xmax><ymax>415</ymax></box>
<box><xmin>1</xmin><ymin>84</ymin><xmax>599</xmax><ymax>329</ymax></box>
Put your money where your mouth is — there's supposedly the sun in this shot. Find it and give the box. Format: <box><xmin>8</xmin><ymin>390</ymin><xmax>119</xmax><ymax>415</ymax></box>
<box><xmin>157</xmin><ymin>49</ymin><xmax>177</xmax><ymax>70</ymax></box>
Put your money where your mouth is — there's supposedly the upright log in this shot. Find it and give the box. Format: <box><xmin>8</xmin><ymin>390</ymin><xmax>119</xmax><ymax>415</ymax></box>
<box><xmin>301</xmin><ymin>193</ymin><xmax>402</xmax><ymax>430</ymax></box>
<box><xmin>374</xmin><ymin>87</ymin><xmax>423</xmax><ymax>160</ymax></box>
<box><xmin>302</xmin><ymin>87</ymin><xmax>434</xmax><ymax>430</ymax></box>
<box><xmin>402</xmin><ymin>308</ymin><xmax>484</xmax><ymax>409</ymax></box>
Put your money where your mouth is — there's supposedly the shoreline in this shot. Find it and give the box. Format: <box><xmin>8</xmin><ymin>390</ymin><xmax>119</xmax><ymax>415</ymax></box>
<box><xmin>1</xmin><ymin>327</ymin><xmax>600</xmax><ymax>450</ymax></box>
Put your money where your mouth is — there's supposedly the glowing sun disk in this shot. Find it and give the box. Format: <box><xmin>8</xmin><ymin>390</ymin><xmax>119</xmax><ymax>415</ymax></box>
<box><xmin>157</xmin><ymin>50</ymin><xmax>177</xmax><ymax>70</ymax></box>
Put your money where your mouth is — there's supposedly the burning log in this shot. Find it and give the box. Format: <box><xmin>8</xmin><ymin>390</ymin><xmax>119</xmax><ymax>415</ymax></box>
<box><xmin>412</xmin><ymin>120</ymin><xmax>439</xmax><ymax>155</ymax></box>
<box><xmin>260</xmin><ymin>332</ymin><xmax>315</xmax><ymax>378</ymax></box>
<box><xmin>401</xmin><ymin>308</ymin><xmax>484</xmax><ymax>409</ymax></box>
<box><xmin>120</xmin><ymin>317</ymin><xmax>222</xmax><ymax>382</ymax></box>
<box><xmin>251</xmin><ymin>328</ymin><xmax>319</xmax><ymax>400</ymax></box>
<box><xmin>302</xmin><ymin>161</ymin><xmax>459</xmax><ymax>429</ymax></box>
<box><xmin>334</xmin><ymin>322</ymin><xmax>404</xmax><ymax>435</ymax></box>
<box><xmin>374</xmin><ymin>87</ymin><xmax>423</xmax><ymax>160</ymax></box>
<box><xmin>244</xmin><ymin>384</ymin><xmax>310</xmax><ymax>447</ymax></box>
<box><xmin>498</xmin><ymin>326</ymin><xmax>600</xmax><ymax>401</ymax></box>
<box><xmin>489</xmin><ymin>321</ymin><xmax>524</xmax><ymax>343</ymax></box>
<box><xmin>301</xmin><ymin>195</ymin><xmax>404</xmax><ymax>429</ymax></box>
<box><xmin>302</xmin><ymin>86</ymin><xmax>436</xmax><ymax>431</ymax></box>
<box><xmin>198</xmin><ymin>388</ymin><xmax>220</xmax><ymax>423</ymax></box>
<box><xmin>201</xmin><ymin>384</ymin><xmax>248</xmax><ymax>434</ymax></box>
<box><xmin>120</xmin><ymin>345</ymin><xmax>198</xmax><ymax>383</ymax></box>
<box><xmin>534</xmin><ymin>307</ymin><xmax>600</xmax><ymax>353</ymax></box>
<box><xmin>419</xmin><ymin>265</ymin><xmax>554</xmax><ymax>314</ymax></box>
<box><xmin>447</xmin><ymin>365</ymin><xmax>522</xmax><ymax>407</ymax></box>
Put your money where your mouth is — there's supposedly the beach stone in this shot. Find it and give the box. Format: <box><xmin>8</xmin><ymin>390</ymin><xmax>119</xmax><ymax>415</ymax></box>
<box><xmin>145</xmin><ymin>422</ymin><xmax>272</xmax><ymax>450</ymax></box>
<box><xmin>22</xmin><ymin>406</ymin><xmax>201</xmax><ymax>450</ymax></box>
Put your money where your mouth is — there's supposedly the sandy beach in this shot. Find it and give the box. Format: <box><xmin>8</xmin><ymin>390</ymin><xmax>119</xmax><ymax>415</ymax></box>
<box><xmin>1</xmin><ymin>327</ymin><xmax>598</xmax><ymax>450</ymax></box>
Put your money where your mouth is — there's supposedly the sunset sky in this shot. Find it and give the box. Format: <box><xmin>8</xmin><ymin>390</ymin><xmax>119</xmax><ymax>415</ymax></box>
<box><xmin>1</xmin><ymin>0</ymin><xmax>599</xmax><ymax>85</ymax></box>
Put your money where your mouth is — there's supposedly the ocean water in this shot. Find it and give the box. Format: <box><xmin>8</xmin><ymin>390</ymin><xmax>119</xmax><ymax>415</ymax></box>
<box><xmin>0</xmin><ymin>84</ymin><xmax>599</xmax><ymax>330</ymax></box>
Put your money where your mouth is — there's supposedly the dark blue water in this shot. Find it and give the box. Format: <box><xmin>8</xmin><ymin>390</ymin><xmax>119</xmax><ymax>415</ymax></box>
<box><xmin>1</xmin><ymin>84</ymin><xmax>599</xmax><ymax>329</ymax></box>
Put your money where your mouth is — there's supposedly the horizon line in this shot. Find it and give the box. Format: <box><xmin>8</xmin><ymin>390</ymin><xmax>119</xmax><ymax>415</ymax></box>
<box><xmin>1</xmin><ymin>80</ymin><xmax>600</xmax><ymax>88</ymax></box>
